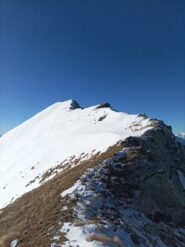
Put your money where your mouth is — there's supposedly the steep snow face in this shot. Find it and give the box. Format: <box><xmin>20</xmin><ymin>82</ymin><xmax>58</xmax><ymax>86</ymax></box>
<box><xmin>0</xmin><ymin>100</ymin><xmax>153</xmax><ymax>208</ymax></box>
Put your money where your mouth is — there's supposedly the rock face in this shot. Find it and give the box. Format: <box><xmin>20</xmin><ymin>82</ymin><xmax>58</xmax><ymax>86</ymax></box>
<box><xmin>129</xmin><ymin>124</ymin><xmax>185</xmax><ymax>226</ymax></box>
<box><xmin>55</xmin><ymin>122</ymin><xmax>185</xmax><ymax>247</ymax></box>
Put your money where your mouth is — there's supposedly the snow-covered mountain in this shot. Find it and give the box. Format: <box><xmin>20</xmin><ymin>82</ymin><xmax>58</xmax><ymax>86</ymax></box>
<box><xmin>1</xmin><ymin>100</ymin><xmax>185</xmax><ymax>247</ymax></box>
<box><xmin>0</xmin><ymin>100</ymin><xmax>153</xmax><ymax>209</ymax></box>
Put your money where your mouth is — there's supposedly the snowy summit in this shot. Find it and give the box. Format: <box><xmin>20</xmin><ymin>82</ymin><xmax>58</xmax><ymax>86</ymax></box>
<box><xmin>0</xmin><ymin>100</ymin><xmax>153</xmax><ymax>208</ymax></box>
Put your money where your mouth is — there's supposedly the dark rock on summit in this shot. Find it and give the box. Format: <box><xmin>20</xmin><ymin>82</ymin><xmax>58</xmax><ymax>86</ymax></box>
<box><xmin>96</xmin><ymin>103</ymin><xmax>111</xmax><ymax>109</ymax></box>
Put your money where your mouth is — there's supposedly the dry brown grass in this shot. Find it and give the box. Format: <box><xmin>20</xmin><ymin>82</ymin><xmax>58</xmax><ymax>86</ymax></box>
<box><xmin>86</xmin><ymin>234</ymin><xmax>123</xmax><ymax>247</ymax></box>
<box><xmin>0</xmin><ymin>144</ymin><xmax>122</xmax><ymax>247</ymax></box>
<box><xmin>0</xmin><ymin>231</ymin><xmax>19</xmax><ymax>247</ymax></box>
<box><xmin>73</xmin><ymin>219</ymin><xmax>97</xmax><ymax>226</ymax></box>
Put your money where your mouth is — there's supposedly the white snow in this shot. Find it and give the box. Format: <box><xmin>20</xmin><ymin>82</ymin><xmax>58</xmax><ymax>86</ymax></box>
<box><xmin>61</xmin><ymin>180</ymin><xmax>81</xmax><ymax>197</ymax></box>
<box><xmin>60</xmin><ymin>222</ymin><xmax>103</xmax><ymax>247</ymax></box>
<box><xmin>176</xmin><ymin>132</ymin><xmax>185</xmax><ymax>145</ymax></box>
<box><xmin>10</xmin><ymin>239</ymin><xmax>18</xmax><ymax>247</ymax></box>
<box><xmin>0</xmin><ymin>100</ymin><xmax>153</xmax><ymax>208</ymax></box>
<box><xmin>176</xmin><ymin>132</ymin><xmax>185</xmax><ymax>139</ymax></box>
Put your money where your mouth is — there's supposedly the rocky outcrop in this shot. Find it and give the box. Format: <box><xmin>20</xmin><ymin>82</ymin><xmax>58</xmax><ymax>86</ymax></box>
<box><xmin>120</xmin><ymin>122</ymin><xmax>185</xmax><ymax>225</ymax></box>
<box><xmin>68</xmin><ymin>99</ymin><xmax>81</xmax><ymax>110</ymax></box>
<box><xmin>56</xmin><ymin>121</ymin><xmax>185</xmax><ymax>246</ymax></box>
<box><xmin>96</xmin><ymin>103</ymin><xmax>112</xmax><ymax>109</ymax></box>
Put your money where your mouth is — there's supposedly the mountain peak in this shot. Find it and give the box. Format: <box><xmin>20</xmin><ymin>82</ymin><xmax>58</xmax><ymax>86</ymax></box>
<box><xmin>0</xmin><ymin>101</ymin><xmax>155</xmax><ymax>208</ymax></box>
<box><xmin>59</xmin><ymin>99</ymin><xmax>81</xmax><ymax>110</ymax></box>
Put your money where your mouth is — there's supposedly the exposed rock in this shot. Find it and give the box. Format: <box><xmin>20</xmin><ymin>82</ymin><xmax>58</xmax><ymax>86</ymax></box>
<box><xmin>96</xmin><ymin>103</ymin><xmax>112</xmax><ymax>109</ymax></box>
<box><xmin>68</xmin><ymin>99</ymin><xmax>81</xmax><ymax>110</ymax></box>
<box><xmin>57</xmin><ymin>121</ymin><xmax>185</xmax><ymax>246</ymax></box>
<box><xmin>120</xmin><ymin>123</ymin><xmax>185</xmax><ymax>226</ymax></box>
<box><xmin>98</xmin><ymin>115</ymin><xmax>107</xmax><ymax>121</ymax></box>
<box><xmin>138</xmin><ymin>113</ymin><xmax>148</xmax><ymax>118</ymax></box>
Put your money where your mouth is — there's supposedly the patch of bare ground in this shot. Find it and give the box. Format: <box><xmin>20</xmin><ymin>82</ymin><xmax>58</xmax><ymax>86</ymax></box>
<box><xmin>0</xmin><ymin>144</ymin><xmax>122</xmax><ymax>247</ymax></box>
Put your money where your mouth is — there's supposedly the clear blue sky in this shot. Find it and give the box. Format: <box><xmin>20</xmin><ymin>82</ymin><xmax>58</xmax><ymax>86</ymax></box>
<box><xmin>0</xmin><ymin>0</ymin><xmax>185</xmax><ymax>134</ymax></box>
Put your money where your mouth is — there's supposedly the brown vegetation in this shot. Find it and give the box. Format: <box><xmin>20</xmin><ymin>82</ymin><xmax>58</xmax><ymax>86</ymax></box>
<box><xmin>0</xmin><ymin>232</ymin><xmax>19</xmax><ymax>247</ymax></box>
<box><xmin>73</xmin><ymin>219</ymin><xmax>97</xmax><ymax>227</ymax></box>
<box><xmin>0</xmin><ymin>144</ymin><xmax>122</xmax><ymax>247</ymax></box>
<box><xmin>86</xmin><ymin>234</ymin><xmax>123</xmax><ymax>247</ymax></box>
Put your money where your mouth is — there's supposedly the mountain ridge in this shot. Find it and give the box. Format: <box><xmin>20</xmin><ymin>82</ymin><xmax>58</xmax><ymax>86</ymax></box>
<box><xmin>0</xmin><ymin>100</ymin><xmax>154</xmax><ymax>209</ymax></box>
<box><xmin>0</xmin><ymin>100</ymin><xmax>185</xmax><ymax>247</ymax></box>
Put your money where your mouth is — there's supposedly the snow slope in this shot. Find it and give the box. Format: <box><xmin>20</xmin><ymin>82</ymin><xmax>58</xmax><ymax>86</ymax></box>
<box><xmin>176</xmin><ymin>132</ymin><xmax>185</xmax><ymax>145</ymax></box>
<box><xmin>0</xmin><ymin>100</ymin><xmax>153</xmax><ymax>209</ymax></box>
<box><xmin>176</xmin><ymin>132</ymin><xmax>185</xmax><ymax>139</ymax></box>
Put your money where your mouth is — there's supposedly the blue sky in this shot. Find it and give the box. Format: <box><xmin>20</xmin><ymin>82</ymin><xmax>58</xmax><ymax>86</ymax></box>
<box><xmin>0</xmin><ymin>0</ymin><xmax>185</xmax><ymax>134</ymax></box>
